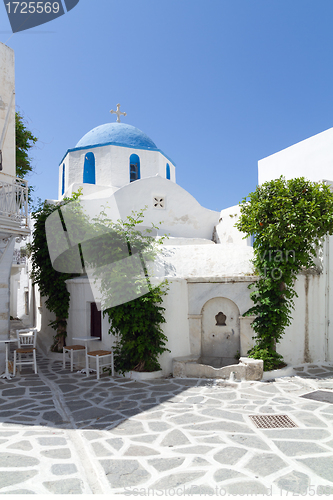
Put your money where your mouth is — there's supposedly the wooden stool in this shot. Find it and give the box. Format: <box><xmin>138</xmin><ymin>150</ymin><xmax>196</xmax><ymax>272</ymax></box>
<box><xmin>63</xmin><ymin>345</ymin><xmax>85</xmax><ymax>372</ymax></box>
<box><xmin>86</xmin><ymin>350</ymin><xmax>114</xmax><ymax>380</ymax></box>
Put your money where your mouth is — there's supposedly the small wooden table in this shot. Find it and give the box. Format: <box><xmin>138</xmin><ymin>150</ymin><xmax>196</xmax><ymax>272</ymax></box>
<box><xmin>0</xmin><ymin>339</ymin><xmax>17</xmax><ymax>379</ymax></box>
<box><xmin>72</xmin><ymin>337</ymin><xmax>100</xmax><ymax>377</ymax></box>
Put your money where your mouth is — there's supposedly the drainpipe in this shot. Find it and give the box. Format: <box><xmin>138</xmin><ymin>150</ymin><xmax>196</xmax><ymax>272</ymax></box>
<box><xmin>325</xmin><ymin>234</ymin><xmax>330</xmax><ymax>361</ymax></box>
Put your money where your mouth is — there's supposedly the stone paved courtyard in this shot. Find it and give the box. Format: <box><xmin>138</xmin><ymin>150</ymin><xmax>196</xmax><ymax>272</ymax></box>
<box><xmin>1</xmin><ymin>346</ymin><xmax>333</xmax><ymax>495</ymax></box>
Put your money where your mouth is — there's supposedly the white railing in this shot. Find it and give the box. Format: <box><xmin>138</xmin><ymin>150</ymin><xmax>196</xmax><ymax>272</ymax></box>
<box><xmin>0</xmin><ymin>177</ymin><xmax>29</xmax><ymax>227</ymax></box>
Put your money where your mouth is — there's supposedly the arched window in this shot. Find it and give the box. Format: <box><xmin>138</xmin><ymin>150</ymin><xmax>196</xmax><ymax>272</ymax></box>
<box><xmin>166</xmin><ymin>163</ymin><xmax>171</xmax><ymax>180</ymax></box>
<box><xmin>130</xmin><ymin>154</ymin><xmax>140</xmax><ymax>182</ymax></box>
<box><xmin>61</xmin><ymin>163</ymin><xmax>65</xmax><ymax>195</ymax></box>
<box><xmin>83</xmin><ymin>152</ymin><xmax>96</xmax><ymax>184</ymax></box>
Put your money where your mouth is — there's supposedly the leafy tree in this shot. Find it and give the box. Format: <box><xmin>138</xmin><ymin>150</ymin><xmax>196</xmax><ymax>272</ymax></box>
<box><xmin>15</xmin><ymin>111</ymin><xmax>37</xmax><ymax>179</ymax></box>
<box><xmin>236</xmin><ymin>176</ymin><xmax>333</xmax><ymax>370</ymax></box>
<box><xmin>87</xmin><ymin>207</ymin><xmax>170</xmax><ymax>373</ymax></box>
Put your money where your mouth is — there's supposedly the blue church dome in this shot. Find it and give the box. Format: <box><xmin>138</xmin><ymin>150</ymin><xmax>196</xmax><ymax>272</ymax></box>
<box><xmin>75</xmin><ymin>123</ymin><xmax>158</xmax><ymax>150</ymax></box>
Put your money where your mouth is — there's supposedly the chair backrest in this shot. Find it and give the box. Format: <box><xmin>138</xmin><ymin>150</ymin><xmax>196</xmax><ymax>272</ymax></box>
<box><xmin>16</xmin><ymin>329</ymin><xmax>37</xmax><ymax>348</ymax></box>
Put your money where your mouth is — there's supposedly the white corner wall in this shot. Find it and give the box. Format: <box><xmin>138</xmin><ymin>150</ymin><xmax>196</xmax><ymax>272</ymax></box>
<box><xmin>259</xmin><ymin>127</ymin><xmax>333</xmax><ymax>185</ymax></box>
<box><xmin>0</xmin><ymin>42</ymin><xmax>15</xmax><ymax>179</ymax></box>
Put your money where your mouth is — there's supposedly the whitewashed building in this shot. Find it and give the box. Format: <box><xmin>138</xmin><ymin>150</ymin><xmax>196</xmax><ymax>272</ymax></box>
<box><xmin>17</xmin><ymin>102</ymin><xmax>333</xmax><ymax>376</ymax></box>
<box><xmin>0</xmin><ymin>42</ymin><xmax>29</xmax><ymax>373</ymax></box>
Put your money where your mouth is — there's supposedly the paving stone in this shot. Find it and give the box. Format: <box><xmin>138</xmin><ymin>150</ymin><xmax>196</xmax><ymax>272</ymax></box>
<box><xmin>0</xmin><ymin>400</ymin><xmax>33</xmax><ymax>410</ymax></box>
<box><xmin>150</xmin><ymin>471</ymin><xmax>206</xmax><ymax>490</ymax></box>
<box><xmin>43</xmin><ymin>479</ymin><xmax>83</xmax><ymax>494</ymax></box>
<box><xmin>91</xmin><ymin>442</ymin><xmax>113</xmax><ymax>457</ymax></box>
<box><xmin>214</xmin><ymin>447</ymin><xmax>248</xmax><ymax>465</ymax></box>
<box><xmin>214</xmin><ymin>468</ymin><xmax>246</xmax><ymax>482</ymax></box>
<box><xmin>227</xmin><ymin>434</ymin><xmax>270</xmax><ymax>450</ymax></box>
<box><xmin>37</xmin><ymin>437</ymin><xmax>67</xmax><ymax>446</ymax></box>
<box><xmin>191</xmin><ymin>457</ymin><xmax>210</xmax><ymax>466</ymax></box>
<box><xmin>108</xmin><ymin>420</ymin><xmax>144</xmax><ymax>435</ymax></box>
<box><xmin>71</xmin><ymin>407</ymin><xmax>114</xmax><ymax>422</ymax></box>
<box><xmin>275</xmin><ymin>470</ymin><xmax>310</xmax><ymax>494</ymax></box>
<box><xmin>245</xmin><ymin>453</ymin><xmax>288</xmax><ymax>477</ymax></box>
<box><xmin>100</xmin><ymin>459</ymin><xmax>151</xmax><ymax>487</ymax></box>
<box><xmin>293</xmin><ymin>411</ymin><xmax>328</xmax><ymax>428</ymax></box>
<box><xmin>82</xmin><ymin>431</ymin><xmax>105</xmax><ymax>441</ymax></box>
<box><xmin>6</xmin><ymin>440</ymin><xmax>33</xmax><ymax>451</ymax></box>
<box><xmin>225</xmin><ymin>481</ymin><xmax>271</xmax><ymax>495</ymax></box>
<box><xmin>51</xmin><ymin>463</ymin><xmax>78</xmax><ymax>476</ymax></box>
<box><xmin>29</xmin><ymin>386</ymin><xmax>51</xmax><ymax>393</ymax></box>
<box><xmin>0</xmin><ymin>453</ymin><xmax>39</xmax><ymax>467</ymax></box>
<box><xmin>172</xmin><ymin>445</ymin><xmax>213</xmax><ymax>455</ymax></box>
<box><xmin>41</xmin><ymin>411</ymin><xmax>64</xmax><ymax>424</ymax></box>
<box><xmin>0</xmin><ymin>470</ymin><xmax>38</xmax><ymax>489</ymax></box>
<box><xmin>199</xmin><ymin>408</ymin><xmax>245</xmax><ymax>422</ymax></box>
<box><xmin>200</xmin><ymin>436</ymin><xmax>226</xmax><ymax>444</ymax></box>
<box><xmin>301</xmin><ymin>390</ymin><xmax>333</xmax><ymax>404</ymax></box>
<box><xmin>105</xmin><ymin>438</ymin><xmax>124</xmax><ymax>450</ymax></box>
<box><xmin>148</xmin><ymin>421</ymin><xmax>171</xmax><ymax>432</ymax></box>
<box><xmin>297</xmin><ymin>456</ymin><xmax>333</xmax><ymax>482</ymax></box>
<box><xmin>160</xmin><ymin>429</ymin><xmax>190</xmax><ymax>447</ymax></box>
<box><xmin>41</xmin><ymin>448</ymin><xmax>72</xmax><ymax>459</ymax></box>
<box><xmin>124</xmin><ymin>445</ymin><xmax>160</xmax><ymax>456</ymax></box>
<box><xmin>1</xmin><ymin>388</ymin><xmax>25</xmax><ymax>396</ymax></box>
<box><xmin>273</xmin><ymin>440</ymin><xmax>328</xmax><ymax>456</ymax></box>
<box><xmin>0</xmin><ymin>431</ymin><xmax>18</xmax><ymax>437</ymax></box>
<box><xmin>184</xmin><ymin>421</ymin><xmax>254</xmax><ymax>433</ymax></box>
<box><xmin>262</xmin><ymin>428</ymin><xmax>330</xmax><ymax>440</ymax></box>
<box><xmin>131</xmin><ymin>435</ymin><xmax>157</xmax><ymax>444</ymax></box>
<box><xmin>148</xmin><ymin>457</ymin><xmax>185</xmax><ymax>472</ymax></box>
<box><xmin>66</xmin><ymin>400</ymin><xmax>93</xmax><ymax>411</ymax></box>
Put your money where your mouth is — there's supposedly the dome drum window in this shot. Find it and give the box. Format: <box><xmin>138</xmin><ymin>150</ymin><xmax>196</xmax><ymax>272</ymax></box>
<box><xmin>83</xmin><ymin>152</ymin><xmax>96</xmax><ymax>184</ymax></box>
<box><xmin>129</xmin><ymin>154</ymin><xmax>140</xmax><ymax>182</ymax></box>
<box><xmin>166</xmin><ymin>163</ymin><xmax>171</xmax><ymax>180</ymax></box>
<box><xmin>61</xmin><ymin>163</ymin><xmax>65</xmax><ymax>195</ymax></box>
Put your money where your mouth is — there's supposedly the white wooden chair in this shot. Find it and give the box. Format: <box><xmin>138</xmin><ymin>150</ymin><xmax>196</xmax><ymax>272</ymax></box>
<box><xmin>63</xmin><ymin>344</ymin><xmax>85</xmax><ymax>371</ymax></box>
<box><xmin>86</xmin><ymin>349</ymin><xmax>114</xmax><ymax>380</ymax></box>
<box><xmin>13</xmin><ymin>329</ymin><xmax>38</xmax><ymax>375</ymax></box>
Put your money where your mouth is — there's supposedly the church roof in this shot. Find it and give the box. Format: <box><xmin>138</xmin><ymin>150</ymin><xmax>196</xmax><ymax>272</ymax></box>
<box><xmin>75</xmin><ymin>122</ymin><xmax>158</xmax><ymax>150</ymax></box>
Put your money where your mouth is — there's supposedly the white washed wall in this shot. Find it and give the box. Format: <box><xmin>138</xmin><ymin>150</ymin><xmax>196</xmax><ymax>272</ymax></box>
<box><xmin>0</xmin><ymin>42</ymin><xmax>15</xmax><ymax>179</ymax></box>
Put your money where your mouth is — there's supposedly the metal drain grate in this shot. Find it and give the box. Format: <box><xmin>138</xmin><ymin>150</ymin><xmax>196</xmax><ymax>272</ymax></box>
<box><xmin>249</xmin><ymin>414</ymin><xmax>298</xmax><ymax>429</ymax></box>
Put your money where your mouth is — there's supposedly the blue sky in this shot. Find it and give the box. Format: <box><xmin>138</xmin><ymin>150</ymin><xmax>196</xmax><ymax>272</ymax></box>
<box><xmin>1</xmin><ymin>0</ymin><xmax>333</xmax><ymax>212</ymax></box>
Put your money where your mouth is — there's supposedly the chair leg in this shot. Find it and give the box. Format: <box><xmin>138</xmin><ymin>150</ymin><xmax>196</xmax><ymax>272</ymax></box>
<box><xmin>70</xmin><ymin>350</ymin><xmax>74</xmax><ymax>372</ymax></box>
<box><xmin>111</xmin><ymin>352</ymin><xmax>114</xmax><ymax>376</ymax></box>
<box><xmin>33</xmin><ymin>350</ymin><xmax>37</xmax><ymax>374</ymax></box>
<box><xmin>63</xmin><ymin>349</ymin><xmax>66</xmax><ymax>369</ymax></box>
<box><xmin>13</xmin><ymin>351</ymin><xmax>16</xmax><ymax>376</ymax></box>
<box><xmin>96</xmin><ymin>355</ymin><xmax>100</xmax><ymax>380</ymax></box>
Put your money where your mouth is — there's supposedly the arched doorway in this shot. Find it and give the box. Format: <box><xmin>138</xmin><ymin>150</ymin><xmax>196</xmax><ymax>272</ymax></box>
<box><xmin>201</xmin><ymin>297</ymin><xmax>240</xmax><ymax>368</ymax></box>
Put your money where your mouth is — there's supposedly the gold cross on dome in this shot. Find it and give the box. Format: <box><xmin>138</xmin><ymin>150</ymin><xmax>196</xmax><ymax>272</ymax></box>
<box><xmin>110</xmin><ymin>103</ymin><xmax>127</xmax><ymax>123</ymax></box>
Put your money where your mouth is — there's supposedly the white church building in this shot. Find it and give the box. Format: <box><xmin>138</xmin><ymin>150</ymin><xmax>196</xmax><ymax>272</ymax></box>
<box><xmin>13</xmin><ymin>101</ymin><xmax>333</xmax><ymax>377</ymax></box>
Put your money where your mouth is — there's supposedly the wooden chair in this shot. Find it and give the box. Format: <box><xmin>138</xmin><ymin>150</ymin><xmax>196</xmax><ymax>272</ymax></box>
<box><xmin>63</xmin><ymin>345</ymin><xmax>85</xmax><ymax>372</ymax></box>
<box><xmin>86</xmin><ymin>350</ymin><xmax>114</xmax><ymax>380</ymax></box>
<box><xmin>13</xmin><ymin>329</ymin><xmax>38</xmax><ymax>374</ymax></box>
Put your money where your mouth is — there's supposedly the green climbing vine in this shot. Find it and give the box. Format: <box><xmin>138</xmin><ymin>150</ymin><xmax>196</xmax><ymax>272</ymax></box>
<box><xmin>29</xmin><ymin>197</ymin><xmax>169</xmax><ymax>369</ymax></box>
<box><xmin>236</xmin><ymin>176</ymin><xmax>333</xmax><ymax>371</ymax></box>
<box><xmin>28</xmin><ymin>191</ymin><xmax>83</xmax><ymax>352</ymax></box>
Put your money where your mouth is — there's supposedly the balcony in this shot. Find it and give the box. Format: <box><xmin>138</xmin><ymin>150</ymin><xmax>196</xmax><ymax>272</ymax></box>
<box><xmin>0</xmin><ymin>177</ymin><xmax>29</xmax><ymax>237</ymax></box>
